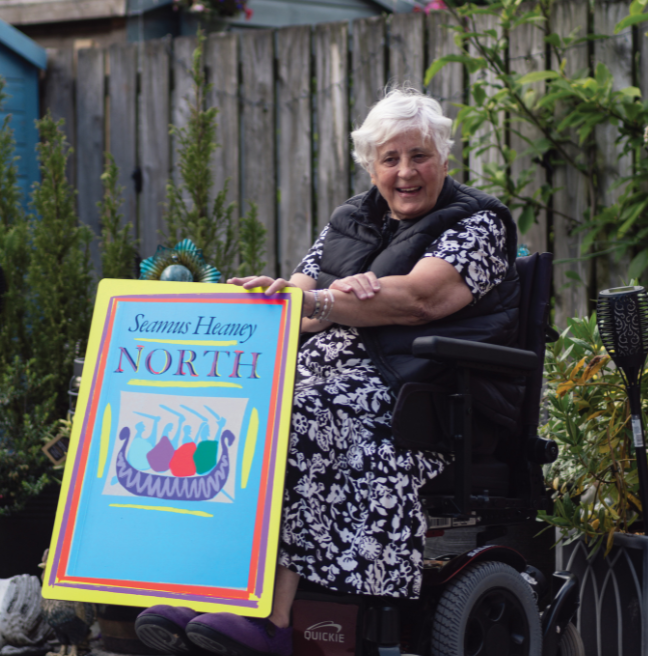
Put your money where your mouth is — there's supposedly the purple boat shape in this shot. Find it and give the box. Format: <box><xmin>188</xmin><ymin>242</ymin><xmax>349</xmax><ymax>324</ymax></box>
<box><xmin>115</xmin><ymin>428</ymin><xmax>235</xmax><ymax>501</ymax></box>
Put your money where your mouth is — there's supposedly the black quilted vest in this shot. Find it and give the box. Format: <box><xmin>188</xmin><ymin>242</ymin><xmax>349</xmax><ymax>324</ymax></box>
<box><xmin>317</xmin><ymin>177</ymin><xmax>523</xmax><ymax>431</ymax></box>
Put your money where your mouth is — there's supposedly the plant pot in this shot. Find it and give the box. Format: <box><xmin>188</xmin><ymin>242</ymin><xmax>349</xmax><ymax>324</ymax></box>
<box><xmin>0</xmin><ymin>484</ymin><xmax>60</xmax><ymax>578</ymax></box>
<box><xmin>96</xmin><ymin>605</ymin><xmax>158</xmax><ymax>655</ymax></box>
<box><xmin>557</xmin><ymin>532</ymin><xmax>648</xmax><ymax>656</ymax></box>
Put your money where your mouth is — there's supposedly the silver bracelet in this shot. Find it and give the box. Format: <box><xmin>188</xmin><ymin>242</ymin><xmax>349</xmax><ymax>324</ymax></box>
<box><xmin>307</xmin><ymin>289</ymin><xmax>320</xmax><ymax>319</ymax></box>
<box><xmin>317</xmin><ymin>289</ymin><xmax>330</xmax><ymax>321</ymax></box>
<box><xmin>321</xmin><ymin>288</ymin><xmax>335</xmax><ymax>321</ymax></box>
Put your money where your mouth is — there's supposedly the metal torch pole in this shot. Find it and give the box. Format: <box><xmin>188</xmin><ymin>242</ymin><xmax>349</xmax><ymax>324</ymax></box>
<box><xmin>628</xmin><ymin>383</ymin><xmax>648</xmax><ymax>523</ymax></box>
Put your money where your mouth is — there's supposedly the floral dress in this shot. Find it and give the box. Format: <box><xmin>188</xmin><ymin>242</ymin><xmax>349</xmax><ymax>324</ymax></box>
<box><xmin>277</xmin><ymin>209</ymin><xmax>509</xmax><ymax>598</ymax></box>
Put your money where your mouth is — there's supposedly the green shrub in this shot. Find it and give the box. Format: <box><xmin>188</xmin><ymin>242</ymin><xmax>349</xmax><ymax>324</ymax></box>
<box><xmin>539</xmin><ymin>314</ymin><xmax>646</xmax><ymax>554</ymax></box>
<box><xmin>164</xmin><ymin>30</ymin><xmax>265</xmax><ymax>279</ymax></box>
<box><xmin>98</xmin><ymin>152</ymin><xmax>138</xmax><ymax>279</ymax></box>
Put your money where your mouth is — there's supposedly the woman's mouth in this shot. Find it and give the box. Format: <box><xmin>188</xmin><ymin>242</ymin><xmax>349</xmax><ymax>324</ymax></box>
<box><xmin>397</xmin><ymin>186</ymin><xmax>421</xmax><ymax>195</ymax></box>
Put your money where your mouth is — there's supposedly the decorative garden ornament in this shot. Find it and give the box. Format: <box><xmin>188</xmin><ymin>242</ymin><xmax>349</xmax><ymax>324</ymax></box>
<box><xmin>139</xmin><ymin>239</ymin><xmax>220</xmax><ymax>283</ymax></box>
<box><xmin>597</xmin><ymin>285</ymin><xmax>648</xmax><ymax>521</ymax></box>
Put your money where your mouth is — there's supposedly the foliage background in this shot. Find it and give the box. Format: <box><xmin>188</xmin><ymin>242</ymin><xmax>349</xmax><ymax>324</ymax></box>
<box><xmin>426</xmin><ymin>0</ymin><xmax>648</xmax><ymax>320</ymax></box>
<box><xmin>0</xmin><ymin>34</ymin><xmax>265</xmax><ymax>514</ymax></box>
<box><xmin>539</xmin><ymin>314</ymin><xmax>648</xmax><ymax>554</ymax></box>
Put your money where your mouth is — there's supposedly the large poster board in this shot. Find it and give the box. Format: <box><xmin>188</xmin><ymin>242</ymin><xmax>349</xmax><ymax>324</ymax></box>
<box><xmin>43</xmin><ymin>280</ymin><xmax>303</xmax><ymax>617</ymax></box>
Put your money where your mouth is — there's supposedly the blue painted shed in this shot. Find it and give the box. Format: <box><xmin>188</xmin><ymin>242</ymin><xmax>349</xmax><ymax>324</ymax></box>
<box><xmin>0</xmin><ymin>20</ymin><xmax>46</xmax><ymax>205</ymax></box>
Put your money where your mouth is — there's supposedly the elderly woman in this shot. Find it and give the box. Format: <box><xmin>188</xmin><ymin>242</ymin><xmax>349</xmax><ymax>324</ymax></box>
<box><xmin>135</xmin><ymin>89</ymin><xmax>520</xmax><ymax>656</ymax></box>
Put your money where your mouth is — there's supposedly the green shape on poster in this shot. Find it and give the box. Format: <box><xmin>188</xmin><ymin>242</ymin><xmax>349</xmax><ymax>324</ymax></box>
<box><xmin>193</xmin><ymin>440</ymin><xmax>219</xmax><ymax>474</ymax></box>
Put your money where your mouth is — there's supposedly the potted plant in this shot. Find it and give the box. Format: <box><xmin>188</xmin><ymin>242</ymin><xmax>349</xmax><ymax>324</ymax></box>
<box><xmin>539</xmin><ymin>314</ymin><xmax>648</xmax><ymax>656</ymax></box>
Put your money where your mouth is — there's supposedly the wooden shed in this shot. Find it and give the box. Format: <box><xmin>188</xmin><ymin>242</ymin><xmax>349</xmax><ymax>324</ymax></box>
<box><xmin>0</xmin><ymin>19</ymin><xmax>46</xmax><ymax>204</ymax></box>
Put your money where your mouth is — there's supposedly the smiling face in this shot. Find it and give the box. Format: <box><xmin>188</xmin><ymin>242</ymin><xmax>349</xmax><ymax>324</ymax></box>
<box><xmin>370</xmin><ymin>131</ymin><xmax>448</xmax><ymax>221</ymax></box>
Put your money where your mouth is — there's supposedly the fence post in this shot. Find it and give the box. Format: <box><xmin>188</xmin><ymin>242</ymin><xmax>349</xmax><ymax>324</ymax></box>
<box><xmin>315</xmin><ymin>21</ymin><xmax>349</xmax><ymax>234</ymax></box>
<box><xmin>427</xmin><ymin>10</ymin><xmax>465</xmax><ymax>183</ymax></box>
<box><xmin>351</xmin><ymin>16</ymin><xmax>386</xmax><ymax>195</ymax></box>
<box><xmin>594</xmin><ymin>0</ymin><xmax>634</xmax><ymax>291</ymax></box>
<box><xmin>42</xmin><ymin>48</ymin><xmax>76</xmax><ymax>187</ymax></box>
<box><xmin>509</xmin><ymin>8</ymin><xmax>547</xmax><ymax>256</ymax></box>
<box><xmin>389</xmin><ymin>13</ymin><xmax>425</xmax><ymax>90</ymax></box>
<box><xmin>139</xmin><ymin>36</ymin><xmax>171</xmax><ymax>260</ymax></box>
<box><xmin>76</xmin><ymin>47</ymin><xmax>105</xmax><ymax>274</ymax></box>
<box><xmin>240</xmin><ymin>30</ymin><xmax>276</xmax><ymax>276</ymax></box>
<box><xmin>206</xmin><ymin>33</ymin><xmax>240</xmax><ymax>213</ymax></box>
<box><xmin>108</xmin><ymin>43</ymin><xmax>138</xmax><ymax>243</ymax></box>
<box><xmin>551</xmin><ymin>0</ymin><xmax>590</xmax><ymax>326</ymax></box>
<box><xmin>277</xmin><ymin>25</ymin><xmax>312</xmax><ymax>278</ymax></box>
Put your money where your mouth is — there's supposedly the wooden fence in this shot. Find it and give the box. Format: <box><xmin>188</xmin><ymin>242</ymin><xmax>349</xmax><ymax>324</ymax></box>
<box><xmin>41</xmin><ymin>0</ymin><xmax>646</xmax><ymax>327</ymax></box>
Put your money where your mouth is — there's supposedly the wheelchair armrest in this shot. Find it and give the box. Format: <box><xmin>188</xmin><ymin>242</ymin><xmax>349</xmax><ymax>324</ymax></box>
<box><xmin>412</xmin><ymin>336</ymin><xmax>537</xmax><ymax>372</ymax></box>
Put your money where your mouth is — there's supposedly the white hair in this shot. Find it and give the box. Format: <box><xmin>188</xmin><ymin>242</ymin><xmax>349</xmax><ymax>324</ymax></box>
<box><xmin>351</xmin><ymin>88</ymin><xmax>454</xmax><ymax>173</ymax></box>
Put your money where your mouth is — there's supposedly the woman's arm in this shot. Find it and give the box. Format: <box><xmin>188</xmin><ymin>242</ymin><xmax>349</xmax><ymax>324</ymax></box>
<box><xmin>303</xmin><ymin>256</ymin><xmax>473</xmax><ymax>327</ymax></box>
<box><xmin>230</xmin><ymin>256</ymin><xmax>473</xmax><ymax>328</ymax></box>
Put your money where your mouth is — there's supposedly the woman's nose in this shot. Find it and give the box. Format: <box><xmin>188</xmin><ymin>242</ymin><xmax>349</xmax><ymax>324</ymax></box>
<box><xmin>397</xmin><ymin>161</ymin><xmax>417</xmax><ymax>178</ymax></box>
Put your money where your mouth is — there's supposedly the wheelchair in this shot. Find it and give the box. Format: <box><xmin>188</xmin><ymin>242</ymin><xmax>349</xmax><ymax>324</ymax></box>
<box><xmin>288</xmin><ymin>253</ymin><xmax>583</xmax><ymax>656</ymax></box>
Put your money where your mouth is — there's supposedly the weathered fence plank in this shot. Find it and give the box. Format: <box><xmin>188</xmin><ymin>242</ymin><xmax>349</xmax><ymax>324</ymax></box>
<box><xmin>509</xmin><ymin>11</ymin><xmax>547</xmax><ymax>255</ymax></box>
<box><xmin>315</xmin><ymin>21</ymin><xmax>349</xmax><ymax>234</ymax></box>
<box><xmin>594</xmin><ymin>1</ymin><xmax>633</xmax><ymax>291</ymax></box>
<box><xmin>468</xmin><ymin>13</ymin><xmax>504</xmax><ymax>184</ymax></box>
<box><xmin>139</xmin><ymin>36</ymin><xmax>171</xmax><ymax>259</ymax></box>
<box><xmin>241</xmin><ymin>30</ymin><xmax>276</xmax><ymax>276</ymax></box>
<box><xmin>427</xmin><ymin>10</ymin><xmax>464</xmax><ymax>183</ymax></box>
<box><xmin>551</xmin><ymin>0</ymin><xmax>590</xmax><ymax>325</ymax></box>
<box><xmin>171</xmin><ymin>36</ymin><xmax>197</xmax><ymax>190</ymax></box>
<box><xmin>352</xmin><ymin>16</ymin><xmax>386</xmax><ymax>195</ymax></box>
<box><xmin>389</xmin><ymin>12</ymin><xmax>424</xmax><ymax>90</ymax></box>
<box><xmin>206</xmin><ymin>33</ymin><xmax>240</xmax><ymax>212</ymax></box>
<box><xmin>108</xmin><ymin>43</ymin><xmax>137</xmax><ymax>239</ymax></box>
<box><xmin>277</xmin><ymin>25</ymin><xmax>312</xmax><ymax>278</ymax></box>
<box><xmin>42</xmin><ymin>48</ymin><xmax>76</xmax><ymax>186</ymax></box>
<box><xmin>76</xmin><ymin>47</ymin><xmax>105</xmax><ymax>273</ymax></box>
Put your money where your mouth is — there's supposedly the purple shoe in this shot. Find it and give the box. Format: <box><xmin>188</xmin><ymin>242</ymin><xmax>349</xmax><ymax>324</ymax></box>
<box><xmin>135</xmin><ymin>605</ymin><xmax>201</xmax><ymax>654</ymax></box>
<box><xmin>186</xmin><ymin>613</ymin><xmax>292</xmax><ymax>656</ymax></box>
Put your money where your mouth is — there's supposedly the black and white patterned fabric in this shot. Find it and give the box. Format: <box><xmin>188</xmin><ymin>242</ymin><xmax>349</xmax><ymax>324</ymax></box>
<box><xmin>422</xmin><ymin>210</ymin><xmax>508</xmax><ymax>302</ymax></box>
<box><xmin>279</xmin><ymin>209</ymin><xmax>506</xmax><ymax>597</ymax></box>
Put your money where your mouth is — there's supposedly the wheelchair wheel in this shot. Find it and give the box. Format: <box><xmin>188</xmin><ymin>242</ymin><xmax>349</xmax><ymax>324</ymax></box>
<box><xmin>430</xmin><ymin>560</ymin><xmax>541</xmax><ymax>656</ymax></box>
<box><xmin>557</xmin><ymin>622</ymin><xmax>585</xmax><ymax>656</ymax></box>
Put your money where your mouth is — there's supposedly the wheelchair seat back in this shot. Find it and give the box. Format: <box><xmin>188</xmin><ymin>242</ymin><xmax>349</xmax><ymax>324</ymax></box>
<box><xmin>392</xmin><ymin>252</ymin><xmax>554</xmax><ymax>519</ymax></box>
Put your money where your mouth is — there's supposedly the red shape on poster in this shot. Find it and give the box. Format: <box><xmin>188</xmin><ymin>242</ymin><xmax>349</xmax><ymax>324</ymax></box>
<box><xmin>169</xmin><ymin>443</ymin><xmax>197</xmax><ymax>477</ymax></box>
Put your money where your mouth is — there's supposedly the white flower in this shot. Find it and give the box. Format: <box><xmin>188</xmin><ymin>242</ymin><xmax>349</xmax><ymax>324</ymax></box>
<box><xmin>644</xmin><ymin>126</ymin><xmax>648</xmax><ymax>145</ymax></box>
<box><xmin>358</xmin><ymin>537</ymin><xmax>382</xmax><ymax>560</ymax></box>
<box><xmin>339</xmin><ymin>553</ymin><xmax>358</xmax><ymax>571</ymax></box>
<box><xmin>190</xmin><ymin>3</ymin><xmax>205</xmax><ymax>11</ymax></box>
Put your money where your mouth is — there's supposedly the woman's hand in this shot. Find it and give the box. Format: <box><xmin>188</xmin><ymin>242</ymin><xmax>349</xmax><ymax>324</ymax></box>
<box><xmin>227</xmin><ymin>275</ymin><xmax>297</xmax><ymax>295</ymax></box>
<box><xmin>330</xmin><ymin>272</ymin><xmax>381</xmax><ymax>300</ymax></box>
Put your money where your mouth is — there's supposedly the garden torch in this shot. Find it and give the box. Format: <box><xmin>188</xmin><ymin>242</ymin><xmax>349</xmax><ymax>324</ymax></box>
<box><xmin>597</xmin><ymin>286</ymin><xmax>648</xmax><ymax>524</ymax></box>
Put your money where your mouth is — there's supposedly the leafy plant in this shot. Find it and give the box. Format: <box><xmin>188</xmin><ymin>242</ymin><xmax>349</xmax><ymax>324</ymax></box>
<box><xmin>28</xmin><ymin>112</ymin><xmax>94</xmax><ymax>416</ymax></box>
<box><xmin>0</xmin><ymin>109</ymin><xmax>98</xmax><ymax>514</ymax></box>
<box><xmin>98</xmin><ymin>152</ymin><xmax>138</xmax><ymax>279</ymax></box>
<box><xmin>539</xmin><ymin>314</ymin><xmax>646</xmax><ymax>555</ymax></box>
<box><xmin>164</xmin><ymin>30</ymin><xmax>265</xmax><ymax>280</ymax></box>
<box><xmin>0</xmin><ymin>79</ymin><xmax>30</xmax><ymax>368</ymax></box>
<box><xmin>425</xmin><ymin>0</ymin><xmax>648</xmax><ymax>285</ymax></box>
<box><xmin>236</xmin><ymin>202</ymin><xmax>266</xmax><ymax>277</ymax></box>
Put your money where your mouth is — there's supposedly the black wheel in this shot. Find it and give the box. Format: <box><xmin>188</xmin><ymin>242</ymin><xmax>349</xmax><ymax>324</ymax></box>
<box><xmin>557</xmin><ymin>623</ymin><xmax>585</xmax><ymax>656</ymax></box>
<box><xmin>431</xmin><ymin>560</ymin><xmax>542</xmax><ymax>656</ymax></box>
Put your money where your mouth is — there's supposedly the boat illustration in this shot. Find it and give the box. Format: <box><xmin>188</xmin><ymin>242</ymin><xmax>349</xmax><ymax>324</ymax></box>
<box><xmin>115</xmin><ymin>426</ymin><xmax>235</xmax><ymax>501</ymax></box>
